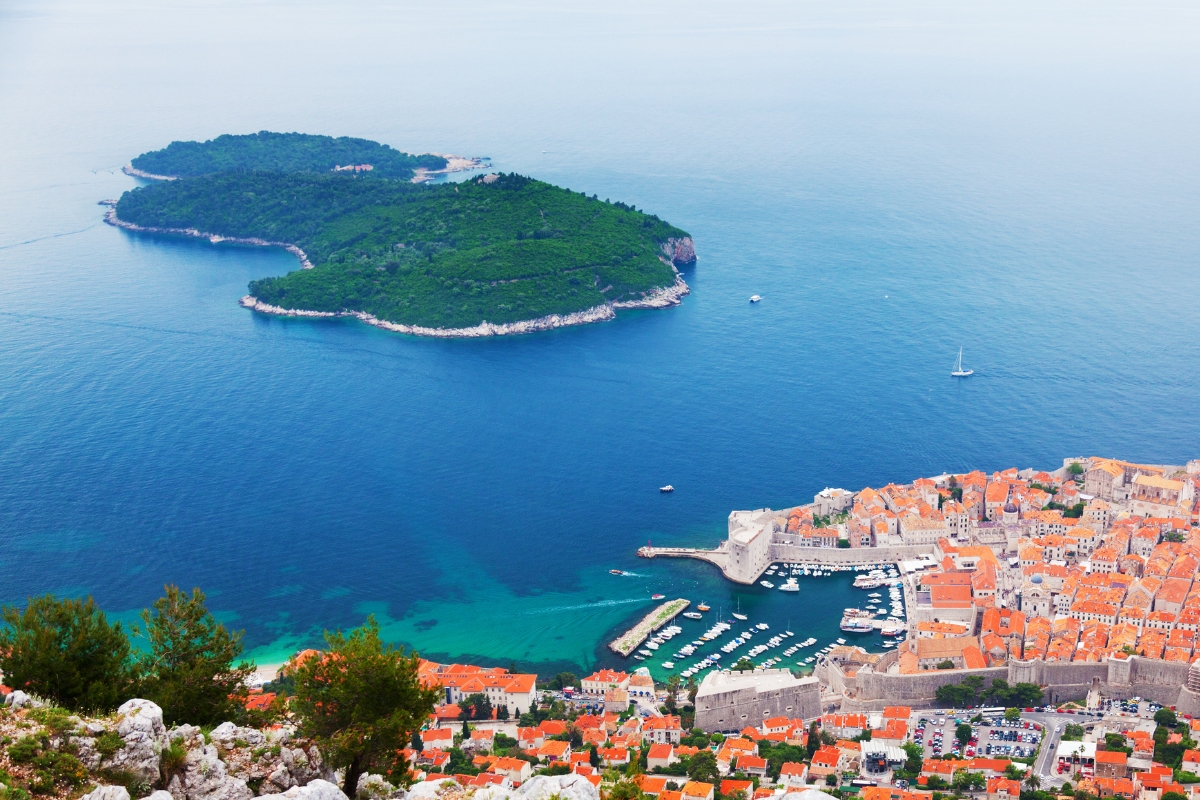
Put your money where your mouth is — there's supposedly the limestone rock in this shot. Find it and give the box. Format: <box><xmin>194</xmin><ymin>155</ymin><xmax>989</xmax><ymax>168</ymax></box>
<box><xmin>517</xmin><ymin>775</ymin><xmax>599</xmax><ymax>800</ymax></box>
<box><xmin>109</xmin><ymin>699</ymin><xmax>168</xmax><ymax>785</ymax></box>
<box><xmin>355</xmin><ymin>774</ymin><xmax>403</xmax><ymax>800</ymax></box>
<box><xmin>148</xmin><ymin>791</ymin><xmax>177</xmax><ymax>800</ymax></box>
<box><xmin>173</xmin><ymin>743</ymin><xmax>254</xmax><ymax>800</ymax></box>
<box><xmin>210</xmin><ymin>722</ymin><xmax>266</xmax><ymax>748</ymax></box>
<box><xmin>265</xmin><ymin>766</ymin><xmax>294</xmax><ymax>793</ymax></box>
<box><xmin>178</xmin><ymin>721</ymin><xmax>328</xmax><ymax>796</ymax></box>
<box><xmin>5</xmin><ymin>690</ymin><xmax>38</xmax><ymax>709</ymax></box>
<box><xmin>281</xmin><ymin>779</ymin><xmax>349</xmax><ymax>800</ymax></box>
<box><xmin>779</xmin><ymin>791</ymin><xmax>834</xmax><ymax>800</ymax></box>
<box><xmin>404</xmin><ymin>780</ymin><xmax>460</xmax><ymax>799</ymax></box>
<box><xmin>662</xmin><ymin>236</ymin><xmax>697</xmax><ymax>266</ymax></box>
<box><xmin>474</xmin><ymin>787</ymin><xmax>516</xmax><ymax>800</ymax></box>
<box><xmin>117</xmin><ymin>699</ymin><xmax>167</xmax><ymax>739</ymax></box>
<box><xmin>82</xmin><ymin>787</ymin><xmax>133</xmax><ymax>800</ymax></box>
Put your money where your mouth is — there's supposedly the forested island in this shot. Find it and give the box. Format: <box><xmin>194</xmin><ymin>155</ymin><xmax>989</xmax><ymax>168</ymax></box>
<box><xmin>111</xmin><ymin>133</ymin><xmax>696</xmax><ymax>335</ymax></box>
<box><xmin>127</xmin><ymin>131</ymin><xmax>450</xmax><ymax>181</ymax></box>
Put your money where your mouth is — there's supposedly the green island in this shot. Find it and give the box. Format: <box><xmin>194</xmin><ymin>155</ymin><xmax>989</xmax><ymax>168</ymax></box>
<box><xmin>128</xmin><ymin>131</ymin><xmax>449</xmax><ymax>181</ymax></box>
<box><xmin>110</xmin><ymin>133</ymin><xmax>696</xmax><ymax>335</ymax></box>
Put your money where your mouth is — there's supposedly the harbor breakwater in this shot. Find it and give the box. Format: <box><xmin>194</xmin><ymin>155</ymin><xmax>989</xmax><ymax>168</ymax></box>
<box><xmin>640</xmin><ymin>540</ymin><xmax>936</xmax><ymax>583</ymax></box>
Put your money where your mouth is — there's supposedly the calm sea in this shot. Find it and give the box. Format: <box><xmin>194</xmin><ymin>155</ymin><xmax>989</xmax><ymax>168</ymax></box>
<box><xmin>1</xmin><ymin>0</ymin><xmax>1198</xmax><ymax>679</ymax></box>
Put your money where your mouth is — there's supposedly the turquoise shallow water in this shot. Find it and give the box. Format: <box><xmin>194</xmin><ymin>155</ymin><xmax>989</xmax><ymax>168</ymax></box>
<box><xmin>1</xmin><ymin>0</ymin><xmax>1199</xmax><ymax>677</ymax></box>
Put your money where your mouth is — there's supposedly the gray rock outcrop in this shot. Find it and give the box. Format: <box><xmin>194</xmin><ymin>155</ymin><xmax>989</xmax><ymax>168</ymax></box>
<box><xmin>103</xmin><ymin>699</ymin><xmax>168</xmax><ymax>785</ymax></box>
<box><xmin>517</xmin><ymin>775</ymin><xmax>599</xmax><ymax>800</ymax></box>
<box><xmin>474</xmin><ymin>786</ymin><xmax>516</xmax><ymax>800</ymax></box>
<box><xmin>5</xmin><ymin>690</ymin><xmax>41</xmax><ymax>710</ymax></box>
<box><xmin>167</xmin><ymin>738</ymin><xmax>254</xmax><ymax>800</ymax></box>
<box><xmin>355</xmin><ymin>774</ymin><xmax>404</xmax><ymax>800</ymax></box>
<box><xmin>81</xmin><ymin>787</ymin><xmax>133</xmax><ymax>800</ymax></box>
<box><xmin>281</xmin><ymin>779</ymin><xmax>350</xmax><ymax>800</ymax></box>
<box><xmin>404</xmin><ymin>781</ymin><xmax>459</xmax><ymax>800</ymax></box>
<box><xmin>210</xmin><ymin>723</ymin><xmax>266</xmax><ymax>748</ymax></box>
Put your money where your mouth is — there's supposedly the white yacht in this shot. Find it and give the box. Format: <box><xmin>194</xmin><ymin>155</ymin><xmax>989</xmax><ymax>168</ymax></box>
<box><xmin>749</xmin><ymin>295</ymin><xmax>762</xmax><ymax>303</ymax></box>
<box><xmin>951</xmin><ymin>347</ymin><xmax>974</xmax><ymax>377</ymax></box>
<box><xmin>760</xmin><ymin>580</ymin><xmax>774</xmax><ymax>588</ymax></box>
<box><xmin>779</xmin><ymin>579</ymin><xmax>799</xmax><ymax>592</ymax></box>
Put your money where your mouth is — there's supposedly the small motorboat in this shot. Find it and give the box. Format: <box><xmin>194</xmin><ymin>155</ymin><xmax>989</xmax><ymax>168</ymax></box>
<box><xmin>760</xmin><ymin>580</ymin><xmax>774</xmax><ymax>589</ymax></box>
<box><xmin>749</xmin><ymin>295</ymin><xmax>762</xmax><ymax>303</ymax></box>
<box><xmin>651</xmin><ymin>593</ymin><xmax>665</xmax><ymax>600</ymax></box>
<box><xmin>697</xmin><ymin>603</ymin><xmax>711</xmax><ymax>611</ymax></box>
<box><xmin>683</xmin><ymin>611</ymin><xmax>703</xmax><ymax>620</ymax></box>
<box><xmin>659</xmin><ymin>485</ymin><xmax>674</xmax><ymax>493</ymax></box>
<box><xmin>610</xmin><ymin>569</ymin><xmax>626</xmax><ymax>575</ymax></box>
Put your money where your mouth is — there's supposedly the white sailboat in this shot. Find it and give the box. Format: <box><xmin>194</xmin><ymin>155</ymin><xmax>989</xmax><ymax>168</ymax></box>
<box><xmin>951</xmin><ymin>347</ymin><xmax>974</xmax><ymax>377</ymax></box>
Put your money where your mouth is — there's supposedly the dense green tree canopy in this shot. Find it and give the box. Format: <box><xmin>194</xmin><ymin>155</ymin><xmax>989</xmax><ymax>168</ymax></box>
<box><xmin>117</xmin><ymin>169</ymin><xmax>690</xmax><ymax>329</ymax></box>
<box><xmin>0</xmin><ymin>595</ymin><xmax>137</xmax><ymax>712</ymax></box>
<box><xmin>137</xmin><ymin>585</ymin><xmax>255</xmax><ymax>726</ymax></box>
<box><xmin>117</xmin><ymin>133</ymin><xmax>693</xmax><ymax>330</ymax></box>
<box><xmin>290</xmin><ymin>616</ymin><xmax>440</xmax><ymax>795</ymax></box>
<box><xmin>131</xmin><ymin>132</ymin><xmax>447</xmax><ymax>180</ymax></box>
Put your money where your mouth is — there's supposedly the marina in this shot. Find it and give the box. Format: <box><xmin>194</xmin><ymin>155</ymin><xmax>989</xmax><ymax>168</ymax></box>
<box><xmin>607</xmin><ymin>598</ymin><xmax>690</xmax><ymax>657</ymax></box>
<box><xmin>609</xmin><ymin>560</ymin><xmax>908</xmax><ymax>680</ymax></box>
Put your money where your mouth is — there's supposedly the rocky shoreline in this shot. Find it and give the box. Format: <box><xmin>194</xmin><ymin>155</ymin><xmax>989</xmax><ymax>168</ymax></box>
<box><xmin>124</xmin><ymin>156</ymin><xmax>488</xmax><ymax>185</ymax></box>
<box><xmin>103</xmin><ymin>207</ymin><xmax>315</xmax><ymax>269</ymax></box>
<box><xmin>239</xmin><ymin>262</ymin><xmax>691</xmax><ymax>338</ymax></box>
<box><xmin>105</xmin><ymin>204</ymin><xmax>693</xmax><ymax>339</ymax></box>
<box><xmin>123</xmin><ymin>164</ymin><xmax>178</xmax><ymax>181</ymax></box>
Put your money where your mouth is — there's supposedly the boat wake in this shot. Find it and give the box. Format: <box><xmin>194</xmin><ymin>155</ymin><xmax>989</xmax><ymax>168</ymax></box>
<box><xmin>525</xmin><ymin>597</ymin><xmax>646</xmax><ymax>615</ymax></box>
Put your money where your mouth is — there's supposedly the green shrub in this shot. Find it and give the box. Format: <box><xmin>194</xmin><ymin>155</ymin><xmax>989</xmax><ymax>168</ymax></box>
<box><xmin>95</xmin><ymin>730</ymin><xmax>126</xmax><ymax>759</ymax></box>
<box><xmin>161</xmin><ymin>741</ymin><xmax>188</xmax><ymax>774</ymax></box>
<box><xmin>95</xmin><ymin>769</ymin><xmax>152</xmax><ymax>799</ymax></box>
<box><xmin>25</xmin><ymin>708</ymin><xmax>75</xmax><ymax>737</ymax></box>
<box><xmin>26</xmin><ymin>772</ymin><xmax>54</xmax><ymax>796</ymax></box>
<box><xmin>0</xmin><ymin>786</ymin><xmax>32</xmax><ymax>800</ymax></box>
<box><xmin>7</xmin><ymin>736</ymin><xmax>42</xmax><ymax>764</ymax></box>
<box><xmin>50</xmin><ymin>753</ymin><xmax>88</xmax><ymax>787</ymax></box>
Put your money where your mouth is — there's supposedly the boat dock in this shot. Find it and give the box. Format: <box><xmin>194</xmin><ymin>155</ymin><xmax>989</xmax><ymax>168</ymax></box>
<box><xmin>609</xmin><ymin>598</ymin><xmax>690</xmax><ymax>657</ymax></box>
<box><xmin>842</xmin><ymin>617</ymin><xmax>902</xmax><ymax>630</ymax></box>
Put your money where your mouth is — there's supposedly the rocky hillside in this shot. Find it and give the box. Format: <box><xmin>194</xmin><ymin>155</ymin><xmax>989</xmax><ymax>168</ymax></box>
<box><xmin>0</xmin><ymin>692</ymin><xmax>598</xmax><ymax>800</ymax></box>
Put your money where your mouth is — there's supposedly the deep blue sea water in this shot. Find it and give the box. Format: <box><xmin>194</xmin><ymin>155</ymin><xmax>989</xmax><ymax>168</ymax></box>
<box><xmin>1</xmin><ymin>0</ymin><xmax>1199</xmax><ymax>679</ymax></box>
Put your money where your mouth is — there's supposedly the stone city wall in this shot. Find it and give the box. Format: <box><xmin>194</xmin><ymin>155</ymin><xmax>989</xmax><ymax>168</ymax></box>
<box><xmin>844</xmin><ymin>656</ymin><xmax>1191</xmax><ymax>708</ymax></box>
<box><xmin>770</xmin><ymin>544</ymin><xmax>933</xmax><ymax>566</ymax></box>
<box><xmin>852</xmin><ymin>664</ymin><xmax>1009</xmax><ymax>703</ymax></box>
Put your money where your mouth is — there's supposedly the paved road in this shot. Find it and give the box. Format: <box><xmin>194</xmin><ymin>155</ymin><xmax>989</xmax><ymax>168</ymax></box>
<box><xmin>1035</xmin><ymin>719</ymin><xmax>1064</xmax><ymax>782</ymax></box>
